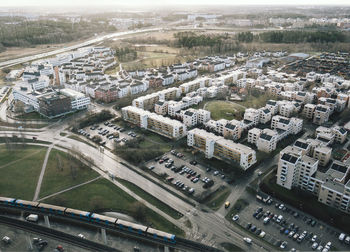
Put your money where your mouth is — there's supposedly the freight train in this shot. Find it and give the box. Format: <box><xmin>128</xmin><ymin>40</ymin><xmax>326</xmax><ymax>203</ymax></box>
<box><xmin>0</xmin><ymin>197</ymin><xmax>176</xmax><ymax>244</ymax></box>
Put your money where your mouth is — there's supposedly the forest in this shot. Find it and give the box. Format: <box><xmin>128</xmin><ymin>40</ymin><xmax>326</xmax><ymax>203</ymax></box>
<box><xmin>237</xmin><ymin>30</ymin><xmax>348</xmax><ymax>44</ymax></box>
<box><xmin>0</xmin><ymin>17</ymin><xmax>117</xmax><ymax>52</ymax></box>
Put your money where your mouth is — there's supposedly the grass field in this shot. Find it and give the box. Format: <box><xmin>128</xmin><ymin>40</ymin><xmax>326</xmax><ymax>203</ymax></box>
<box><xmin>205</xmin><ymin>100</ymin><xmax>245</xmax><ymax>120</ymax></box>
<box><xmin>235</xmin><ymin>93</ymin><xmax>275</xmax><ymax>109</ymax></box>
<box><xmin>117</xmin><ymin>178</ymin><xmax>183</xmax><ymax>220</ymax></box>
<box><xmin>43</xmin><ymin>178</ymin><xmax>185</xmax><ymax>237</ymax></box>
<box><xmin>0</xmin><ymin>145</ymin><xmax>47</xmax><ymax>200</ymax></box>
<box><xmin>15</xmin><ymin>112</ymin><xmax>47</xmax><ymax>120</ymax></box>
<box><xmin>39</xmin><ymin>149</ymin><xmax>100</xmax><ymax>198</ymax></box>
<box><xmin>205</xmin><ymin>186</ymin><xmax>231</xmax><ymax>211</ymax></box>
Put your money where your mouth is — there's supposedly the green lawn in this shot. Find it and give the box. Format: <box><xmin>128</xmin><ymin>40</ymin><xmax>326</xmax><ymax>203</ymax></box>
<box><xmin>236</xmin><ymin>93</ymin><xmax>275</xmax><ymax>109</ymax></box>
<box><xmin>0</xmin><ymin>145</ymin><xmax>47</xmax><ymax>200</ymax></box>
<box><xmin>39</xmin><ymin>149</ymin><xmax>100</xmax><ymax>198</ymax></box>
<box><xmin>43</xmin><ymin>178</ymin><xmax>184</xmax><ymax>237</ymax></box>
<box><xmin>15</xmin><ymin>112</ymin><xmax>47</xmax><ymax>120</ymax></box>
<box><xmin>117</xmin><ymin>178</ymin><xmax>183</xmax><ymax>219</ymax></box>
<box><xmin>205</xmin><ymin>186</ymin><xmax>231</xmax><ymax>211</ymax></box>
<box><xmin>205</xmin><ymin>100</ymin><xmax>245</xmax><ymax>120</ymax></box>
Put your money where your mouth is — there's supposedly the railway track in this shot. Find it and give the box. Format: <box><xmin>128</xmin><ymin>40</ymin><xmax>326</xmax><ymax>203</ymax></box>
<box><xmin>0</xmin><ymin>215</ymin><xmax>120</xmax><ymax>252</ymax></box>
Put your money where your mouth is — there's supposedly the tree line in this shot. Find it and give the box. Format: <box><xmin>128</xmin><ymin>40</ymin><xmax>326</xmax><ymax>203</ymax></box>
<box><xmin>237</xmin><ymin>30</ymin><xmax>348</xmax><ymax>43</ymax></box>
<box><xmin>114</xmin><ymin>47</ymin><xmax>137</xmax><ymax>62</ymax></box>
<box><xmin>0</xmin><ymin>17</ymin><xmax>117</xmax><ymax>50</ymax></box>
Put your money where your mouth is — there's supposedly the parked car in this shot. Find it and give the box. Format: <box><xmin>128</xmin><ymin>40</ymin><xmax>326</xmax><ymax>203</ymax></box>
<box><xmin>232</xmin><ymin>215</ymin><xmax>239</xmax><ymax>221</ymax></box>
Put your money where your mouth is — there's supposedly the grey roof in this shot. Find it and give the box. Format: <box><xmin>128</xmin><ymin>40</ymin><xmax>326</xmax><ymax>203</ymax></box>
<box><xmin>260</xmin><ymin>133</ymin><xmax>272</xmax><ymax>141</ymax></box>
<box><xmin>294</xmin><ymin>140</ymin><xmax>309</xmax><ymax>150</ymax></box>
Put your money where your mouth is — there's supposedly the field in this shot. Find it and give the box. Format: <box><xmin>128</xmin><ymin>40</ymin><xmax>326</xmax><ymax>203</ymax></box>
<box><xmin>39</xmin><ymin>148</ymin><xmax>100</xmax><ymax>198</ymax></box>
<box><xmin>235</xmin><ymin>93</ymin><xmax>275</xmax><ymax>109</ymax></box>
<box><xmin>117</xmin><ymin>178</ymin><xmax>183</xmax><ymax>220</ymax></box>
<box><xmin>0</xmin><ymin>145</ymin><xmax>47</xmax><ymax>200</ymax></box>
<box><xmin>205</xmin><ymin>100</ymin><xmax>245</xmax><ymax>120</ymax></box>
<box><xmin>43</xmin><ymin>178</ymin><xmax>185</xmax><ymax>237</ymax></box>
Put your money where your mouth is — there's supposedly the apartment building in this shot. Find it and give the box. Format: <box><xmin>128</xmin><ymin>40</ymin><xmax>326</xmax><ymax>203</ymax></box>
<box><xmin>332</xmin><ymin>126</ymin><xmax>348</xmax><ymax>144</ymax></box>
<box><xmin>122</xmin><ymin>106</ymin><xmax>186</xmax><ymax>139</ymax></box>
<box><xmin>132</xmin><ymin>93</ymin><xmax>159</xmax><ymax>110</ymax></box>
<box><xmin>147</xmin><ymin>113</ymin><xmax>187</xmax><ymax>139</ymax></box>
<box><xmin>244</xmin><ymin>108</ymin><xmax>260</xmax><ymax>125</ymax></box>
<box><xmin>313</xmin><ymin>146</ymin><xmax>332</xmax><ymax>166</ymax></box>
<box><xmin>293</xmin><ymin>138</ymin><xmax>311</xmax><ymax>155</ymax></box>
<box><xmin>181</xmin><ymin>109</ymin><xmax>198</xmax><ymax>127</ymax></box>
<box><xmin>266</xmin><ymin>100</ymin><xmax>279</xmax><ymax>115</ymax></box>
<box><xmin>223</xmin><ymin>120</ymin><xmax>243</xmax><ymax>141</ymax></box>
<box><xmin>278</xmin><ymin>101</ymin><xmax>295</xmax><ymax>118</ymax></box>
<box><xmin>59</xmin><ymin>89</ymin><xmax>90</xmax><ymax>110</ymax></box>
<box><xmin>259</xmin><ymin>107</ymin><xmax>272</xmax><ymax>124</ymax></box>
<box><xmin>197</xmin><ymin>109</ymin><xmax>211</xmax><ymax>124</ymax></box>
<box><xmin>122</xmin><ymin>106</ymin><xmax>151</xmax><ymax>128</ymax></box>
<box><xmin>313</xmin><ymin>104</ymin><xmax>331</xmax><ymax>125</ymax></box>
<box><xmin>154</xmin><ymin>100</ymin><xmax>168</xmax><ymax>115</ymax></box>
<box><xmin>316</xmin><ymin>162</ymin><xmax>350</xmax><ymax>214</ymax></box>
<box><xmin>248</xmin><ymin>128</ymin><xmax>262</xmax><ymax>144</ymax></box>
<box><xmin>256</xmin><ymin>129</ymin><xmax>278</xmax><ymax>153</ymax></box>
<box><xmin>187</xmin><ymin>128</ymin><xmax>256</xmax><ymax>170</ymax></box>
<box><xmin>302</xmin><ymin>104</ymin><xmax>316</xmax><ymax>119</ymax></box>
<box><xmin>216</xmin><ymin>119</ymin><xmax>229</xmax><ymax>135</ymax></box>
<box><xmin>38</xmin><ymin>93</ymin><xmax>72</xmax><ymax>118</ymax></box>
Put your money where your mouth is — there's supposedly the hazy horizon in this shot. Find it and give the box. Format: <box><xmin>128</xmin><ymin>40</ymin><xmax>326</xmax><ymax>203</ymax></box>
<box><xmin>1</xmin><ymin>0</ymin><xmax>350</xmax><ymax>7</ymax></box>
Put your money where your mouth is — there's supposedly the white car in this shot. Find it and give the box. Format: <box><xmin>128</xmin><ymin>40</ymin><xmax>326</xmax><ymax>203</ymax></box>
<box><xmin>259</xmin><ymin>231</ymin><xmax>266</xmax><ymax>238</ymax></box>
<box><xmin>312</xmin><ymin>242</ymin><xmax>318</xmax><ymax>250</ymax></box>
<box><xmin>325</xmin><ymin>242</ymin><xmax>331</xmax><ymax>249</ymax></box>
<box><xmin>78</xmin><ymin>234</ymin><xmax>86</xmax><ymax>239</ymax></box>
<box><xmin>243</xmin><ymin>237</ymin><xmax>252</xmax><ymax>244</ymax></box>
<box><xmin>280</xmin><ymin>241</ymin><xmax>288</xmax><ymax>249</ymax></box>
<box><xmin>311</xmin><ymin>235</ymin><xmax>317</xmax><ymax>242</ymax></box>
<box><xmin>232</xmin><ymin>215</ymin><xmax>239</xmax><ymax>221</ymax></box>
<box><xmin>316</xmin><ymin>245</ymin><xmax>323</xmax><ymax>251</ymax></box>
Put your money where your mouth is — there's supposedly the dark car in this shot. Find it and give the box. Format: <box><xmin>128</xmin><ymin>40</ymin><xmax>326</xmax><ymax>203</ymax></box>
<box><xmin>246</xmin><ymin>223</ymin><xmax>252</xmax><ymax>229</ymax></box>
<box><xmin>250</xmin><ymin>225</ymin><xmax>257</xmax><ymax>232</ymax></box>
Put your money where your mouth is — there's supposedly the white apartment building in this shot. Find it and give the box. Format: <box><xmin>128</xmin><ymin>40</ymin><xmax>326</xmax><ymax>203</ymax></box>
<box><xmin>181</xmin><ymin>109</ymin><xmax>198</xmax><ymax>127</ymax></box>
<box><xmin>248</xmin><ymin>128</ymin><xmax>262</xmax><ymax>144</ymax></box>
<box><xmin>259</xmin><ymin>107</ymin><xmax>272</xmax><ymax>124</ymax></box>
<box><xmin>187</xmin><ymin>128</ymin><xmax>256</xmax><ymax>170</ymax></box>
<box><xmin>244</xmin><ymin>108</ymin><xmax>260</xmax><ymax>125</ymax></box>
<box><xmin>256</xmin><ymin>129</ymin><xmax>278</xmax><ymax>153</ymax></box>
<box><xmin>197</xmin><ymin>109</ymin><xmax>211</xmax><ymax>124</ymax></box>
<box><xmin>266</xmin><ymin>100</ymin><xmax>279</xmax><ymax>115</ymax></box>
<box><xmin>154</xmin><ymin>100</ymin><xmax>168</xmax><ymax>115</ymax></box>
<box><xmin>303</xmin><ymin>104</ymin><xmax>316</xmax><ymax>119</ymax></box>
<box><xmin>313</xmin><ymin>104</ymin><xmax>331</xmax><ymax>125</ymax></box>
<box><xmin>60</xmin><ymin>88</ymin><xmax>90</xmax><ymax>110</ymax></box>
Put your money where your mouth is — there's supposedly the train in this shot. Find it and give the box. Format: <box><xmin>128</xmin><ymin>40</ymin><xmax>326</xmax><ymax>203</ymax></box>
<box><xmin>0</xmin><ymin>197</ymin><xmax>176</xmax><ymax>244</ymax></box>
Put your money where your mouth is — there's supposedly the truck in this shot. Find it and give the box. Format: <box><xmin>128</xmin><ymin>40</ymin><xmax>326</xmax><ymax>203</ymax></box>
<box><xmin>26</xmin><ymin>214</ymin><xmax>38</xmax><ymax>222</ymax></box>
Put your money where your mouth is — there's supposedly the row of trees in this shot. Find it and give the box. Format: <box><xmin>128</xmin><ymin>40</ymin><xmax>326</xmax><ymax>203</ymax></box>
<box><xmin>0</xmin><ymin>17</ymin><xmax>117</xmax><ymax>48</ymax></box>
<box><xmin>114</xmin><ymin>47</ymin><xmax>137</xmax><ymax>62</ymax></box>
<box><xmin>174</xmin><ymin>32</ymin><xmax>226</xmax><ymax>49</ymax></box>
<box><xmin>76</xmin><ymin>110</ymin><xmax>113</xmax><ymax>130</ymax></box>
<box><xmin>237</xmin><ymin>30</ymin><xmax>348</xmax><ymax>44</ymax></box>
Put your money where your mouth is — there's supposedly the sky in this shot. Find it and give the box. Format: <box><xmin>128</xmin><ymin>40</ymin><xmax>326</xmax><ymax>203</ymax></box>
<box><xmin>0</xmin><ymin>0</ymin><xmax>350</xmax><ymax>7</ymax></box>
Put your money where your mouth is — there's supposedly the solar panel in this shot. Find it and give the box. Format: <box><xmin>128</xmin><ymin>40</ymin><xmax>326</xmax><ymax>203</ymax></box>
<box><xmin>330</xmin><ymin>162</ymin><xmax>348</xmax><ymax>174</ymax></box>
<box><xmin>260</xmin><ymin>133</ymin><xmax>272</xmax><ymax>141</ymax></box>
<box><xmin>281</xmin><ymin>153</ymin><xmax>299</xmax><ymax>164</ymax></box>
<box><xmin>294</xmin><ymin>140</ymin><xmax>309</xmax><ymax>149</ymax></box>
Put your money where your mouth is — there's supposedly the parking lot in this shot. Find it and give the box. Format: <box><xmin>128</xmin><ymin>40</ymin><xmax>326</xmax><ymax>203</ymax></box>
<box><xmin>145</xmin><ymin>150</ymin><xmax>226</xmax><ymax>197</ymax></box>
<box><xmin>232</xmin><ymin>195</ymin><xmax>350</xmax><ymax>251</ymax></box>
<box><xmin>78</xmin><ymin>120</ymin><xmax>135</xmax><ymax>149</ymax></box>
